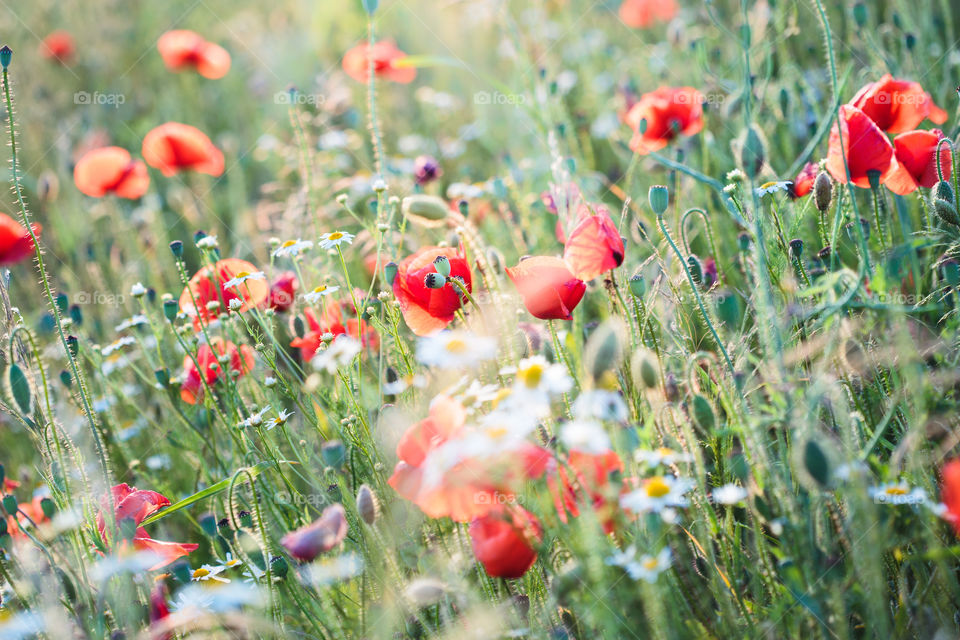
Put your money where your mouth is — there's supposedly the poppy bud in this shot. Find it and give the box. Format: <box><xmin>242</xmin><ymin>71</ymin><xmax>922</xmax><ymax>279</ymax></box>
<box><xmin>2</xmin><ymin>494</ymin><xmax>16</xmax><ymax>515</ymax></box>
<box><xmin>737</xmin><ymin>232</ymin><xmax>751</xmax><ymax>252</ymax></box>
<box><xmin>905</xmin><ymin>32</ymin><xmax>916</xmax><ymax>51</ymax></box>
<box><xmin>66</xmin><ymin>335</ymin><xmax>79</xmax><ymax>358</ymax></box>
<box><xmin>383</xmin><ymin>261</ymin><xmax>398</xmax><ymax>286</ymax></box>
<box><xmin>648</xmin><ymin>185</ymin><xmax>669</xmax><ymax>216</ymax></box>
<box><xmin>803</xmin><ymin>439</ymin><xmax>831</xmax><ymax>487</ymax></box>
<box><xmin>585</xmin><ymin>320</ymin><xmax>625</xmax><ymax>384</ymax></box>
<box><xmin>40</xmin><ymin>497</ymin><xmax>54</xmax><ymax>519</ymax></box>
<box><xmin>814</xmin><ymin>172</ymin><xmax>833</xmax><ymax>212</ymax></box>
<box><xmin>788</xmin><ymin>238</ymin><xmax>803</xmax><ymax>259</ymax></box>
<box><xmin>321</xmin><ymin>439</ymin><xmax>346</xmax><ymax>468</ymax></box>
<box><xmin>69</xmin><ymin>304</ymin><xmax>82</xmax><ymax>326</ymax></box>
<box><xmin>853</xmin><ymin>2</ymin><xmax>868</xmax><ymax>28</ymax></box>
<box><xmin>37</xmin><ymin>170</ymin><xmax>59</xmax><ymax>203</ymax></box>
<box><xmin>741</xmin><ymin>127</ymin><xmax>765</xmax><ymax>179</ymax></box>
<box><xmin>169</xmin><ymin>240</ymin><xmax>184</xmax><ymax>259</ymax></box>
<box><xmin>935</xmin><ymin>180</ymin><xmax>955</xmax><ymax>204</ymax></box>
<box><xmin>433</xmin><ymin>255</ymin><xmax>451</xmax><ymax>277</ymax></box>
<box><xmin>0</xmin><ymin>518</ymin><xmax>6</xmax><ymax>537</ymax></box>
<box><xmin>486</xmin><ymin>247</ymin><xmax>505</xmax><ymax>274</ymax></box>
<box><xmin>238</xmin><ymin>510</ymin><xmax>254</xmax><ymax>529</ymax></box>
<box><xmin>162</xmin><ymin>299</ymin><xmax>178</xmax><ymax>322</ymax></box>
<box><xmin>935</xmin><ymin>199</ymin><xmax>960</xmax><ymax>227</ymax></box>
<box><xmin>686</xmin><ymin>255</ymin><xmax>703</xmax><ymax>286</ymax></box>
<box><xmin>632</xmin><ymin>348</ymin><xmax>659</xmax><ymax>389</ymax></box>
<box><xmin>0</xmin><ymin>46</ymin><xmax>11</xmax><ymax>70</ymax></box>
<box><xmin>424</xmin><ymin>272</ymin><xmax>447</xmax><ymax>289</ymax></box>
<box><xmin>402</xmin><ymin>194</ymin><xmax>449</xmax><ymax>224</ymax></box>
<box><xmin>356</xmin><ymin>484</ymin><xmax>378</xmax><ymax>525</ymax></box>
<box><xmin>59</xmin><ymin>370</ymin><xmax>71</xmax><ymax>387</ymax></box>
<box><xmin>270</xmin><ymin>555</ymin><xmax>289</xmax><ymax>579</ymax></box>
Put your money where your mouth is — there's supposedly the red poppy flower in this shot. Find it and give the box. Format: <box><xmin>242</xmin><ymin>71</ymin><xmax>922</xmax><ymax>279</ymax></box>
<box><xmin>469</xmin><ymin>505</ymin><xmax>542</xmax><ymax>579</ymax></box>
<box><xmin>0</xmin><ymin>214</ymin><xmax>40</xmax><ymax>266</ymax></box>
<box><xmin>96</xmin><ymin>484</ymin><xmax>199</xmax><ymax>571</ymax></box>
<box><xmin>849</xmin><ymin>74</ymin><xmax>948</xmax><ymax>134</ymax></box>
<box><xmin>280</xmin><ymin>504</ymin><xmax>349</xmax><ymax>562</ymax></box>
<box><xmin>884</xmin><ymin>129</ymin><xmax>952</xmax><ymax>196</ymax></box>
<box><xmin>180</xmin><ymin>337</ymin><xmax>255</xmax><ymax>404</ymax></box>
<box><xmin>550</xmin><ymin>450</ymin><xmax>624</xmax><ymax>534</ymax></box>
<box><xmin>790</xmin><ymin>161</ymin><xmax>818</xmax><ymax>198</ymax></box>
<box><xmin>179</xmin><ymin>258</ymin><xmax>269</xmax><ymax>327</ymax></box>
<box><xmin>74</xmin><ymin>147</ymin><xmax>150</xmax><ymax>199</ymax></box>
<box><xmin>393</xmin><ymin>246</ymin><xmax>472</xmax><ymax>336</ymax></box>
<box><xmin>618</xmin><ymin>0</ymin><xmax>678</xmax><ymax>28</ymax></box>
<box><xmin>563</xmin><ymin>209</ymin><xmax>625</xmax><ymax>281</ymax></box>
<box><xmin>506</xmin><ymin>256</ymin><xmax>586</xmax><ymax>321</ymax></box>
<box><xmin>625</xmin><ymin>86</ymin><xmax>704</xmax><ymax>155</ymax></box>
<box><xmin>290</xmin><ymin>298</ymin><xmax>378</xmax><ymax>362</ymax></box>
<box><xmin>269</xmin><ymin>271</ymin><xmax>298</xmax><ymax>312</ymax></box>
<box><xmin>39</xmin><ymin>30</ymin><xmax>74</xmax><ymax>63</ymax></box>
<box><xmin>157</xmin><ymin>30</ymin><xmax>231</xmax><ymax>79</ymax></box>
<box><xmin>342</xmin><ymin>40</ymin><xmax>416</xmax><ymax>84</ymax></box>
<box><xmin>826</xmin><ymin>105</ymin><xmax>895</xmax><ymax>188</ymax></box>
<box><xmin>942</xmin><ymin>459</ymin><xmax>960</xmax><ymax>536</ymax></box>
<box><xmin>142</xmin><ymin>122</ymin><xmax>224</xmax><ymax>177</ymax></box>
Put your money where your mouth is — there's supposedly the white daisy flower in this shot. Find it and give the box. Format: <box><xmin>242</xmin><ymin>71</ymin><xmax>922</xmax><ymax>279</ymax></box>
<box><xmin>302</xmin><ymin>284</ymin><xmax>340</xmax><ymax>305</ymax></box>
<box><xmin>266</xmin><ymin>409</ymin><xmax>294</xmax><ymax>430</ymax></box>
<box><xmin>712</xmin><ymin>483</ymin><xmax>748</xmax><ymax>505</ymax></box>
<box><xmin>191</xmin><ymin>564</ymin><xmax>231</xmax><ymax>583</ymax></box>
<box><xmin>311</xmin><ymin>335</ymin><xmax>362</xmax><ymax>374</ymax></box>
<box><xmin>239</xmin><ymin>406</ymin><xmax>272</xmax><ymax>429</ymax></box>
<box><xmin>416</xmin><ymin>331</ymin><xmax>497</xmax><ymax>369</ymax></box>
<box><xmin>228</xmin><ymin>298</ymin><xmax>243</xmax><ymax>311</ymax></box>
<box><xmin>242</xmin><ymin>564</ymin><xmax>266</xmax><ymax>583</ymax></box>
<box><xmin>218</xmin><ymin>553</ymin><xmax>243</xmax><ymax>570</ymax></box>
<box><xmin>634</xmin><ymin>447</ymin><xmax>693</xmax><ymax>467</ymax></box>
<box><xmin>560</xmin><ymin>419</ymin><xmax>611</xmax><ymax>455</ymax></box>
<box><xmin>620</xmin><ymin>475</ymin><xmax>693</xmax><ymax>516</ymax></box>
<box><xmin>223</xmin><ymin>271</ymin><xmax>266</xmax><ymax>290</ymax></box>
<box><xmin>102</xmin><ymin>336</ymin><xmax>135</xmax><ymax>356</ymax></box>
<box><xmin>318</xmin><ymin>231</ymin><xmax>355</xmax><ymax>250</ymax></box>
<box><xmin>869</xmin><ymin>483</ymin><xmax>928</xmax><ymax>506</ymax></box>
<box><xmin>196</xmin><ymin>235</ymin><xmax>219</xmax><ymax>249</ymax></box>
<box><xmin>626</xmin><ymin>548</ymin><xmax>672</xmax><ymax>583</ymax></box>
<box><xmin>383</xmin><ymin>372</ymin><xmax>427</xmax><ymax>395</ymax></box>
<box><xmin>572</xmin><ymin>390</ymin><xmax>628</xmax><ymax>422</ymax></box>
<box><xmin>114</xmin><ymin>314</ymin><xmax>148</xmax><ymax>332</ymax></box>
<box><xmin>272</xmin><ymin>238</ymin><xmax>314</xmax><ymax>258</ymax></box>
<box><xmin>501</xmin><ymin>356</ymin><xmax>572</xmax><ymax>408</ymax></box>
<box><xmin>754</xmin><ymin>180</ymin><xmax>792</xmax><ymax>196</ymax></box>
<box><xmin>264</xmin><ymin>376</ymin><xmax>278</xmax><ymax>388</ymax></box>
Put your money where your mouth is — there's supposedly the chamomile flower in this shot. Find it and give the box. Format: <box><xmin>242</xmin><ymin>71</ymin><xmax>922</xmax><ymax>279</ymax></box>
<box><xmin>191</xmin><ymin>564</ymin><xmax>230</xmax><ymax>583</ymax></box>
<box><xmin>130</xmin><ymin>282</ymin><xmax>147</xmax><ymax>297</ymax></box>
<box><xmin>114</xmin><ymin>314</ymin><xmax>148</xmax><ymax>332</ymax></box>
<box><xmin>228</xmin><ymin>298</ymin><xmax>242</xmax><ymax>311</ymax></box>
<box><xmin>620</xmin><ymin>475</ymin><xmax>693</xmax><ymax>517</ymax></box>
<box><xmin>627</xmin><ymin>548</ymin><xmax>672</xmax><ymax>583</ymax></box>
<box><xmin>242</xmin><ymin>564</ymin><xmax>266</xmax><ymax>583</ymax></box>
<box><xmin>712</xmin><ymin>483</ymin><xmax>748</xmax><ymax>505</ymax></box>
<box><xmin>869</xmin><ymin>483</ymin><xmax>928</xmax><ymax>506</ymax></box>
<box><xmin>318</xmin><ymin>231</ymin><xmax>355</xmax><ymax>250</ymax></box>
<box><xmin>223</xmin><ymin>271</ymin><xmax>266</xmax><ymax>290</ymax></box>
<box><xmin>266</xmin><ymin>409</ymin><xmax>294</xmax><ymax>430</ymax></box>
<box><xmin>239</xmin><ymin>406</ymin><xmax>271</xmax><ymax>429</ymax></box>
<box><xmin>383</xmin><ymin>372</ymin><xmax>427</xmax><ymax>395</ymax></box>
<box><xmin>560</xmin><ymin>419</ymin><xmax>611</xmax><ymax>454</ymax></box>
<box><xmin>754</xmin><ymin>180</ymin><xmax>792</xmax><ymax>196</ymax></box>
<box><xmin>272</xmin><ymin>238</ymin><xmax>313</xmax><ymax>258</ymax></box>
<box><xmin>572</xmin><ymin>390</ymin><xmax>628</xmax><ymax>422</ymax></box>
<box><xmin>312</xmin><ymin>336</ymin><xmax>362</xmax><ymax>374</ymax></box>
<box><xmin>501</xmin><ymin>356</ymin><xmax>572</xmax><ymax>409</ymax></box>
<box><xmin>196</xmin><ymin>235</ymin><xmax>219</xmax><ymax>249</ymax></box>
<box><xmin>416</xmin><ymin>331</ymin><xmax>497</xmax><ymax>369</ymax></box>
<box><xmin>102</xmin><ymin>336</ymin><xmax>135</xmax><ymax>356</ymax></box>
<box><xmin>218</xmin><ymin>553</ymin><xmax>243</xmax><ymax>570</ymax></box>
<box><xmin>634</xmin><ymin>447</ymin><xmax>693</xmax><ymax>467</ymax></box>
<box><xmin>302</xmin><ymin>284</ymin><xmax>340</xmax><ymax>304</ymax></box>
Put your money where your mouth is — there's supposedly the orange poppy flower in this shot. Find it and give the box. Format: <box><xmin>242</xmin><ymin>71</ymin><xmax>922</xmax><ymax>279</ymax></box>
<box><xmin>393</xmin><ymin>246</ymin><xmax>472</xmax><ymax>336</ymax></box>
<box><xmin>884</xmin><ymin>129</ymin><xmax>952</xmax><ymax>196</ymax></box>
<box><xmin>39</xmin><ymin>30</ymin><xmax>74</xmax><ymax>63</ymax></box>
<box><xmin>74</xmin><ymin>147</ymin><xmax>150</xmax><ymax>199</ymax></box>
<box><xmin>618</xmin><ymin>0</ymin><xmax>678</xmax><ymax>28</ymax></box>
<box><xmin>563</xmin><ymin>208</ymin><xmax>625</xmax><ymax>281</ymax></box>
<box><xmin>342</xmin><ymin>40</ymin><xmax>416</xmax><ymax>84</ymax></box>
<box><xmin>826</xmin><ymin>105</ymin><xmax>895</xmax><ymax>188</ymax></box>
<box><xmin>179</xmin><ymin>337</ymin><xmax>255</xmax><ymax>404</ymax></box>
<box><xmin>179</xmin><ymin>258</ymin><xmax>268</xmax><ymax>327</ymax></box>
<box><xmin>506</xmin><ymin>256</ymin><xmax>586</xmax><ymax>321</ymax></box>
<box><xmin>290</xmin><ymin>297</ymin><xmax>378</xmax><ymax>362</ymax></box>
<box><xmin>142</xmin><ymin>122</ymin><xmax>224</xmax><ymax>177</ymax></box>
<box><xmin>157</xmin><ymin>30</ymin><xmax>231</xmax><ymax>79</ymax></box>
<box><xmin>0</xmin><ymin>214</ymin><xmax>40</xmax><ymax>266</ymax></box>
<box><xmin>625</xmin><ymin>86</ymin><xmax>704</xmax><ymax>155</ymax></box>
<box><xmin>849</xmin><ymin>74</ymin><xmax>948</xmax><ymax>134</ymax></box>
<box><xmin>96</xmin><ymin>484</ymin><xmax>199</xmax><ymax>570</ymax></box>
<box><xmin>469</xmin><ymin>505</ymin><xmax>542</xmax><ymax>579</ymax></box>
<box><xmin>790</xmin><ymin>161</ymin><xmax>818</xmax><ymax>198</ymax></box>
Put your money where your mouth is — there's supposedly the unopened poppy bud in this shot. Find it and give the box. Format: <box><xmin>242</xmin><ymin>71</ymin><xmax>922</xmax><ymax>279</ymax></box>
<box><xmin>788</xmin><ymin>238</ymin><xmax>803</xmax><ymax>259</ymax></box>
<box><xmin>737</xmin><ymin>232</ymin><xmax>751</xmax><ymax>252</ymax></box>
<box><xmin>199</xmin><ymin>512</ymin><xmax>218</xmax><ymax>537</ymax></box>
<box><xmin>853</xmin><ymin>2</ymin><xmax>868</xmax><ymax>28</ymax></box>
<box><xmin>424</xmin><ymin>272</ymin><xmax>446</xmax><ymax>289</ymax></box>
<box><xmin>69</xmin><ymin>304</ymin><xmax>82</xmax><ymax>326</ymax></box>
<box><xmin>813</xmin><ymin>172</ymin><xmax>832</xmax><ymax>212</ymax></box>
<box><xmin>935</xmin><ymin>199</ymin><xmax>960</xmax><ymax>227</ymax></box>
<box><xmin>65</xmin><ymin>335</ymin><xmax>79</xmax><ymax>358</ymax></box>
<box><xmin>485</xmin><ymin>247</ymin><xmax>504</xmax><ymax>274</ymax></box>
<box><xmin>2</xmin><ymin>494</ymin><xmax>16</xmax><ymax>515</ymax></box>
<box><xmin>59</xmin><ymin>370</ymin><xmax>71</xmax><ymax>387</ymax></box>
<box><xmin>686</xmin><ymin>255</ymin><xmax>703</xmax><ymax>285</ymax></box>
<box><xmin>904</xmin><ymin>32</ymin><xmax>916</xmax><ymax>51</ymax></box>
<box><xmin>55</xmin><ymin>292</ymin><xmax>68</xmax><ymax>314</ymax></box>
<box><xmin>935</xmin><ymin>180</ymin><xmax>955</xmax><ymax>204</ymax></box>
<box><xmin>741</xmin><ymin>127</ymin><xmax>765</xmax><ymax>179</ymax></box>
<box><xmin>433</xmin><ymin>255</ymin><xmax>451</xmax><ymax>277</ymax></box>
<box><xmin>169</xmin><ymin>240</ymin><xmax>183</xmax><ymax>259</ymax></box>
<box><xmin>356</xmin><ymin>484</ymin><xmax>378</xmax><ymax>525</ymax></box>
<box><xmin>584</xmin><ymin>319</ymin><xmax>625</xmax><ymax>384</ymax></box>
<box><xmin>0</xmin><ymin>46</ymin><xmax>12</xmax><ymax>70</ymax></box>
<box><xmin>648</xmin><ymin>185</ymin><xmax>669</xmax><ymax>216</ymax></box>
<box><xmin>632</xmin><ymin>348</ymin><xmax>659</xmax><ymax>389</ymax></box>
<box><xmin>383</xmin><ymin>261</ymin><xmax>398</xmax><ymax>286</ymax></box>
<box><xmin>321</xmin><ymin>439</ymin><xmax>346</xmax><ymax>468</ymax></box>
<box><xmin>629</xmin><ymin>274</ymin><xmax>645</xmax><ymax>297</ymax></box>
<box><xmin>270</xmin><ymin>555</ymin><xmax>289</xmax><ymax>579</ymax></box>
<box><xmin>401</xmin><ymin>194</ymin><xmax>449</xmax><ymax>224</ymax></box>
<box><xmin>39</xmin><ymin>497</ymin><xmax>54</xmax><ymax>519</ymax></box>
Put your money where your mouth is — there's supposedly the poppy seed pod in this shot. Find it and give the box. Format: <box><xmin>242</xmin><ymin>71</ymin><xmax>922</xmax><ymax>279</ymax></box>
<box><xmin>788</xmin><ymin>238</ymin><xmax>803</xmax><ymax>259</ymax></box>
<box><xmin>424</xmin><ymin>272</ymin><xmax>447</xmax><ymax>289</ymax></box>
<box><xmin>383</xmin><ymin>261</ymin><xmax>399</xmax><ymax>286</ymax></box>
<box><xmin>270</xmin><ymin>555</ymin><xmax>289</xmax><ymax>579</ymax></box>
<box><xmin>629</xmin><ymin>274</ymin><xmax>645</xmax><ymax>297</ymax></box>
<box><xmin>0</xmin><ymin>46</ymin><xmax>12</xmax><ymax>70</ymax></box>
<box><xmin>433</xmin><ymin>255</ymin><xmax>451</xmax><ymax>277</ymax></box>
<box><xmin>814</xmin><ymin>172</ymin><xmax>833</xmax><ymax>212</ymax></box>
<box><xmin>356</xmin><ymin>484</ymin><xmax>378</xmax><ymax>525</ymax></box>
<box><xmin>648</xmin><ymin>185</ymin><xmax>669</xmax><ymax>216</ymax></box>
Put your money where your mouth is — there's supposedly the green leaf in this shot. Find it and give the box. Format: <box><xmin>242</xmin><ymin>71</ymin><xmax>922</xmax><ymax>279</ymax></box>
<box><xmin>139</xmin><ymin>461</ymin><xmax>275</xmax><ymax>527</ymax></box>
<box><xmin>5</xmin><ymin>364</ymin><xmax>32</xmax><ymax>416</ymax></box>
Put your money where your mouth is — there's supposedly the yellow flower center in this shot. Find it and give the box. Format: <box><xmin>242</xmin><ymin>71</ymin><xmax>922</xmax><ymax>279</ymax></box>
<box><xmin>445</xmin><ymin>338</ymin><xmax>468</xmax><ymax>353</ymax></box>
<box><xmin>486</xmin><ymin>426</ymin><xmax>508</xmax><ymax>440</ymax></box>
<box><xmin>235</xmin><ymin>271</ymin><xmax>250</xmax><ymax>278</ymax></box>
<box><xmin>760</xmin><ymin>181</ymin><xmax>777</xmax><ymax>189</ymax></box>
<box><xmin>193</xmin><ymin>568</ymin><xmax>210</xmax><ymax>579</ymax></box>
<box><xmin>282</xmin><ymin>240</ymin><xmax>297</xmax><ymax>248</ymax></box>
<box><xmin>313</xmin><ymin>285</ymin><xmax>327</xmax><ymax>293</ymax></box>
<box><xmin>885</xmin><ymin>486</ymin><xmax>908</xmax><ymax>496</ymax></box>
<box><xmin>491</xmin><ymin>388</ymin><xmax>512</xmax><ymax>409</ymax></box>
<box><xmin>328</xmin><ymin>232</ymin><xmax>344</xmax><ymax>241</ymax></box>
<box><xmin>657</xmin><ymin>447</ymin><xmax>675</xmax><ymax>458</ymax></box>
<box><xmin>642</xmin><ymin>557</ymin><xmax>659</xmax><ymax>570</ymax></box>
<box><xmin>645</xmin><ymin>476</ymin><xmax>671</xmax><ymax>498</ymax></box>
<box><xmin>518</xmin><ymin>363</ymin><xmax>544</xmax><ymax>389</ymax></box>
<box><xmin>225</xmin><ymin>559</ymin><xmax>240</xmax><ymax>567</ymax></box>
